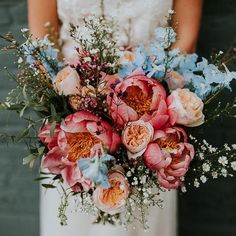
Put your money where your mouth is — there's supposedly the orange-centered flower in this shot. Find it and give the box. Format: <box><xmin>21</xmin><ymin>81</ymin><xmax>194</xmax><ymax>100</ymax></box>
<box><xmin>126</xmin><ymin>124</ymin><xmax>150</xmax><ymax>146</ymax></box>
<box><xmin>67</xmin><ymin>132</ymin><xmax>100</xmax><ymax>161</ymax></box>
<box><xmin>101</xmin><ymin>179</ymin><xmax>126</xmax><ymax>208</ymax></box>
<box><xmin>122</xmin><ymin>86</ymin><xmax>152</xmax><ymax>116</ymax></box>
<box><xmin>156</xmin><ymin>136</ymin><xmax>178</xmax><ymax>154</ymax></box>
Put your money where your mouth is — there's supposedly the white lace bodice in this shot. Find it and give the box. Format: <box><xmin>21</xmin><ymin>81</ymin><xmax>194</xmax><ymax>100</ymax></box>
<box><xmin>57</xmin><ymin>0</ymin><xmax>173</xmax><ymax>58</ymax></box>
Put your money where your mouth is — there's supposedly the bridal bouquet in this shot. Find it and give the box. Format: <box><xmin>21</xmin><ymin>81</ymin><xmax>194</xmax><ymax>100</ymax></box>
<box><xmin>1</xmin><ymin>15</ymin><xmax>236</xmax><ymax>228</ymax></box>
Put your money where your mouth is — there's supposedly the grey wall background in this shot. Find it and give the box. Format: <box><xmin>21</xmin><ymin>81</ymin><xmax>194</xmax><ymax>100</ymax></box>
<box><xmin>179</xmin><ymin>1</ymin><xmax>236</xmax><ymax>236</ymax></box>
<box><xmin>0</xmin><ymin>1</ymin><xmax>235</xmax><ymax>236</ymax></box>
<box><xmin>0</xmin><ymin>1</ymin><xmax>39</xmax><ymax>236</ymax></box>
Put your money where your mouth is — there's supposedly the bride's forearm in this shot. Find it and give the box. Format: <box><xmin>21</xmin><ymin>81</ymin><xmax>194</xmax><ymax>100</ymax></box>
<box><xmin>172</xmin><ymin>0</ymin><xmax>203</xmax><ymax>53</ymax></box>
<box><xmin>28</xmin><ymin>0</ymin><xmax>59</xmax><ymax>39</ymax></box>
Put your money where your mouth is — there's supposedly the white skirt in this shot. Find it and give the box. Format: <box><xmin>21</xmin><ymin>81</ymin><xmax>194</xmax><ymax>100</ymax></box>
<box><xmin>40</xmin><ymin>186</ymin><xmax>177</xmax><ymax>236</ymax></box>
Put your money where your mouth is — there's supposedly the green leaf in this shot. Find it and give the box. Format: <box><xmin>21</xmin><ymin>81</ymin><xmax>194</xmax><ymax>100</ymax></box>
<box><xmin>22</xmin><ymin>84</ymin><xmax>28</xmax><ymax>101</ymax></box>
<box><xmin>53</xmin><ymin>175</ymin><xmax>62</xmax><ymax>181</ymax></box>
<box><xmin>50</xmin><ymin>103</ymin><xmax>57</xmax><ymax>120</ymax></box>
<box><xmin>15</xmin><ymin>128</ymin><xmax>30</xmax><ymax>142</ymax></box>
<box><xmin>50</xmin><ymin>121</ymin><xmax>57</xmax><ymax>138</ymax></box>
<box><xmin>42</xmin><ymin>184</ymin><xmax>56</xmax><ymax>189</ymax></box>
<box><xmin>23</xmin><ymin>154</ymin><xmax>36</xmax><ymax>165</ymax></box>
<box><xmin>19</xmin><ymin>103</ymin><xmax>28</xmax><ymax>118</ymax></box>
<box><xmin>38</xmin><ymin>146</ymin><xmax>45</xmax><ymax>156</ymax></box>
<box><xmin>34</xmin><ymin>176</ymin><xmax>50</xmax><ymax>181</ymax></box>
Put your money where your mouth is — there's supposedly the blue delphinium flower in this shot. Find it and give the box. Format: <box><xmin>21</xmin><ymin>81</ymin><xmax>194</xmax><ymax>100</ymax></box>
<box><xmin>154</xmin><ymin>27</ymin><xmax>176</xmax><ymax>49</ymax></box>
<box><xmin>78</xmin><ymin>152</ymin><xmax>115</xmax><ymax>188</ymax></box>
<box><xmin>21</xmin><ymin>35</ymin><xmax>63</xmax><ymax>80</ymax></box>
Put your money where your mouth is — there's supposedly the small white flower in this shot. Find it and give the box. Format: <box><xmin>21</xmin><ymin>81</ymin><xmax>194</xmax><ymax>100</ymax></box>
<box><xmin>181</xmin><ymin>186</ymin><xmax>187</xmax><ymax>193</ymax></box>
<box><xmin>202</xmin><ymin>163</ymin><xmax>210</xmax><ymax>172</ymax></box>
<box><xmin>168</xmin><ymin>9</ymin><xmax>175</xmax><ymax>15</ymax></box>
<box><xmin>17</xmin><ymin>57</ymin><xmax>23</xmax><ymax>64</ymax></box>
<box><xmin>199</xmin><ymin>153</ymin><xmax>204</xmax><ymax>160</ymax></box>
<box><xmin>232</xmin><ymin>144</ymin><xmax>236</xmax><ymax>150</ymax></box>
<box><xmin>200</xmin><ymin>175</ymin><xmax>207</xmax><ymax>183</ymax></box>
<box><xmin>212</xmin><ymin>172</ymin><xmax>218</xmax><ymax>179</ymax></box>
<box><xmin>143</xmin><ymin>199</ymin><xmax>148</xmax><ymax>204</ymax></box>
<box><xmin>126</xmin><ymin>171</ymin><xmax>132</xmax><ymax>177</ymax></box>
<box><xmin>84</xmin><ymin>57</ymin><xmax>92</xmax><ymax>62</ymax></box>
<box><xmin>218</xmin><ymin>156</ymin><xmax>228</xmax><ymax>166</ymax></box>
<box><xmin>140</xmin><ymin>176</ymin><xmax>147</xmax><ymax>184</ymax></box>
<box><xmin>194</xmin><ymin>179</ymin><xmax>200</xmax><ymax>188</ymax></box>
<box><xmin>231</xmin><ymin>161</ymin><xmax>236</xmax><ymax>171</ymax></box>
<box><xmin>21</xmin><ymin>28</ymin><xmax>29</xmax><ymax>33</ymax></box>
<box><xmin>221</xmin><ymin>168</ymin><xmax>228</xmax><ymax>177</ymax></box>
<box><xmin>224</xmin><ymin>144</ymin><xmax>231</xmax><ymax>151</ymax></box>
<box><xmin>90</xmin><ymin>49</ymin><xmax>99</xmax><ymax>54</ymax></box>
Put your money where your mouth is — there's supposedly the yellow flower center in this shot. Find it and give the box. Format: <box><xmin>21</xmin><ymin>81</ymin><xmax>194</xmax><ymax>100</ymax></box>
<box><xmin>122</xmin><ymin>86</ymin><xmax>152</xmax><ymax>116</ymax></box>
<box><xmin>67</xmin><ymin>132</ymin><xmax>101</xmax><ymax>161</ymax></box>
<box><xmin>157</xmin><ymin>135</ymin><xmax>178</xmax><ymax>154</ymax></box>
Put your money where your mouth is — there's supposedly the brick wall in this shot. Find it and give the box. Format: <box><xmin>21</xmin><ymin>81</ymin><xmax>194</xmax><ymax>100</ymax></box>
<box><xmin>0</xmin><ymin>1</ymin><xmax>39</xmax><ymax>236</ymax></box>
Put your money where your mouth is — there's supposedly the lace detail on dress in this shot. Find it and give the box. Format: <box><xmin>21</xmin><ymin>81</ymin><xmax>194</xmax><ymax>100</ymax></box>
<box><xmin>57</xmin><ymin>0</ymin><xmax>173</xmax><ymax>58</ymax></box>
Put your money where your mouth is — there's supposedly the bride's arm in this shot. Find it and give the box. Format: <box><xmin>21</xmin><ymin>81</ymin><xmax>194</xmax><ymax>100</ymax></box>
<box><xmin>28</xmin><ymin>0</ymin><xmax>59</xmax><ymax>38</ymax></box>
<box><xmin>172</xmin><ymin>0</ymin><xmax>203</xmax><ymax>53</ymax></box>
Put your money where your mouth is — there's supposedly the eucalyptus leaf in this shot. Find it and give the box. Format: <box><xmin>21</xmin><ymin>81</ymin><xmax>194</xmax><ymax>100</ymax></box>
<box><xmin>19</xmin><ymin>103</ymin><xmax>29</xmax><ymax>118</ymax></box>
<box><xmin>42</xmin><ymin>184</ymin><xmax>56</xmax><ymax>189</ymax></box>
<box><xmin>50</xmin><ymin>103</ymin><xmax>57</xmax><ymax>120</ymax></box>
<box><xmin>23</xmin><ymin>154</ymin><xmax>36</xmax><ymax>165</ymax></box>
<box><xmin>34</xmin><ymin>176</ymin><xmax>50</xmax><ymax>181</ymax></box>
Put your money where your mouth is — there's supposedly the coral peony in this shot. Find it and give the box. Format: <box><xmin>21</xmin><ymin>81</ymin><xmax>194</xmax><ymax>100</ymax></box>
<box><xmin>41</xmin><ymin>111</ymin><xmax>121</xmax><ymax>191</ymax></box>
<box><xmin>144</xmin><ymin>127</ymin><xmax>194</xmax><ymax>189</ymax></box>
<box><xmin>107</xmin><ymin>69</ymin><xmax>169</xmax><ymax>128</ymax></box>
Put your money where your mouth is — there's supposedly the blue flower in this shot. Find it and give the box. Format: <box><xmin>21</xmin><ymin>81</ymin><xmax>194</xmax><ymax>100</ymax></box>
<box><xmin>21</xmin><ymin>35</ymin><xmax>63</xmax><ymax>80</ymax></box>
<box><xmin>154</xmin><ymin>27</ymin><xmax>176</xmax><ymax>49</ymax></box>
<box><xmin>178</xmin><ymin>54</ymin><xmax>198</xmax><ymax>74</ymax></box>
<box><xmin>118</xmin><ymin>64</ymin><xmax>135</xmax><ymax>78</ymax></box>
<box><xmin>78</xmin><ymin>152</ymin><xmax>115</xmax><ymax>188</ymax></box>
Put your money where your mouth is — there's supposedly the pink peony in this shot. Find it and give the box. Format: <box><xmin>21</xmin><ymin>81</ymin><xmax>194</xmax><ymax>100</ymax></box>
<box><xmin>59</xmin><ymin>111</ymin><xmax>121</xmax><ymax>160</ymax></box>
<box><xmin>107</xmin><ymin>69</ymin><xmax>169</xmax><ymax>128</ymax></box>
<box><xmin>122</xmin><ymin>120</ymin><xmax>154</xmax><ymax>160</ymax></box>
<box><xmin>93</xmin><ymin>166</ymin><xmax>129</xmax><ymax>215</ymax></box>
<box><xmin>41</xmin><ymin>147</ymin><xmax>92</xmax><ymax>192</ymax></box>
<box><xmin>144</xmin><ymin>127</ymin><xmax>194</xmax><ymax>189</ymax></box>
<box><xmin>40</xmin><ymin>111</ymin><xmax>121</xmax><ymax>192</ymax></box>
<box><xmin>167</xmin><ymin>89</ymin><xmax>205</xmax><ymax>127</ymax></box>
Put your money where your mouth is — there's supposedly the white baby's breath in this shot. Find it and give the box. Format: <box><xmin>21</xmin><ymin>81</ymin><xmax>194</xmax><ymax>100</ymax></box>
<box><xmin>202</xmin><ymin>163</ymin><xmax>210</xmax><ymax>172</ymax></box>
<box><xmin>230</xmin><ymin>161</ymin><xmax>236</xmax><ymax>171</ymax></box>
<box><xmin>218</xmin><ymin>156</ymin><xmax>228</xmax><ymax>166</ymax></box>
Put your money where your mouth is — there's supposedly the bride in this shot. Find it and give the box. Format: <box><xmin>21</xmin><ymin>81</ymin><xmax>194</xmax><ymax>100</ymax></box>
<box><xmin>28</xmin><ymin>0</ymin><xmax>203</xmax><ymax>236</ymax></box>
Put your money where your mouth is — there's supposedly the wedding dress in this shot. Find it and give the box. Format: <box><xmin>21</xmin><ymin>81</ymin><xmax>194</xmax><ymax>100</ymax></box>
<box><xmin>40</xmin><ymin>1</ymin><xmax>177</xmax><ymax>236</ymax></box>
